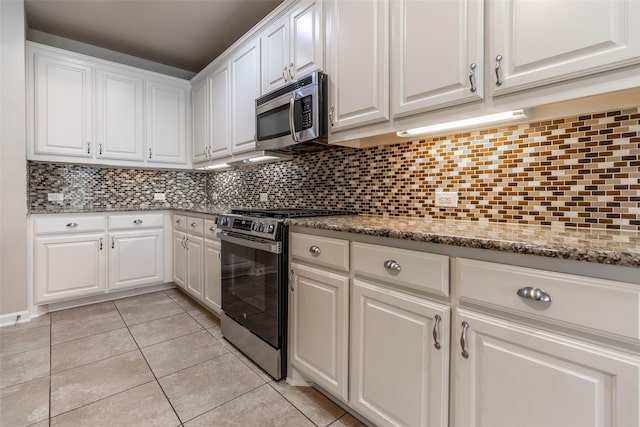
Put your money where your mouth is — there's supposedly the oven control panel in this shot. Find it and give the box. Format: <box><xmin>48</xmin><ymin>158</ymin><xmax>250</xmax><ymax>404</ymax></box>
<box><xmin>216</xmin><ymin>215</ymin><xmax>281</xmax><ymax>240</ymax></box>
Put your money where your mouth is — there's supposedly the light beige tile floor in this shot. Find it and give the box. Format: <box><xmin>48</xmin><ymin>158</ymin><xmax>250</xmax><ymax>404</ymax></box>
<box><xmin>0</xmin><ymin>289</ymin><xmax>368</xmax><ymax>427</ymax></box>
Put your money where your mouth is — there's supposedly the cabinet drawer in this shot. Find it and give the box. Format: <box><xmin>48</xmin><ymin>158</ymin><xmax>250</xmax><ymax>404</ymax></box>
<box><xmin>109</xmin><ymin>213</ymin><xmax>164</xmax><ymax>229</ymax></box>
<box><xmin>352</xmin><ymin>242</ymin><xmax>449</xmax><ymax>297</ymax></box>
<box><xmin>186</xmin><ymin>217</ymin><xmax>204</xmax><ymax>235</ymax></box>
<box><xmin>455</xmin><ymin>258</ymin><xmax>640</xmax><ymax>342</ymax></box>
<box><xmin>173</xmin><ymin>214</ymin><xmax>187</xmax><ymax>231</ymax></box>
<box><xmin>33</xmin><ymin>215</ymin><xmax>106</xmax><ymax>235</ymax></box>
<box><xmin>290</xmin><ymin>233</ymin><xmax>349</xmax><ymax>272</ymax></box>
<box><xmin>204</xmin><ymin>219</ymin><xmax>218</xmax><ymax>240</ymax></box>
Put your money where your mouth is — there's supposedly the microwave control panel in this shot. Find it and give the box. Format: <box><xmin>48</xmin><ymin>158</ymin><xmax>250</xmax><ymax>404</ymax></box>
<box><xmin>300</xmin><ymin>95</ymin><xmax>312</xmax><ymax>130</ymax></box>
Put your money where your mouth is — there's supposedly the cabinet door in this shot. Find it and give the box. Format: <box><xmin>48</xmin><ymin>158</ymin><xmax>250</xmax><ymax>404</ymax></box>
<box><xmin>261</xmin><ymin>15</ymin><xmax>289</xmax><ymax>94</ymax></box>
<box><xmin>146</xmin><ymin>80</ymin><xmax>187</xmax><ymax>164</ymax></box>
<box><xmin>290</xmin><ymin>0</ymin><xmax>323</xmax><ymax>80</ymax></box>
<box><xmin>210</xmin><ymin>62</ymin><xmax>232</xmax><ymax>159</ymax></box>
<box><xmin>191</xmin><ymin>77</ymin><xmax>210</xmax><ymax>163</ymax></box>
<box><xmin>350</xmin><ymin>279</ymin><xmax>450</xmax><ymax>427</ymax></box>
<box><xmin>391</xmin><ymin>0</ymin><xmax>483</xmax><ymax>117</ymax></box>
<box><xmin>34</xmin><ymin>233</ymin><xmax>106</xmax><ymax>303</ymax></box>
<box><xmin>290</xmin><ymin>263</ymin><xmax>349</xmax><ymax>402</ymax></box>
<box><xmin>203</xmin><ymin>239</ymin><xmax>221</xmax><ymax>313</ymax></box>
<box><xmin>32</xmin><ymin>53</ymin><xmax>94</xmax><ymax>158</ymax></box>
<box><xmin>108</xmin><ymin>229</ymin><xmax>164</xmax><ymax>291</ymax></box>
<box><xmin>325</xmin><ymin>0</ymin><xmax>389</xmax><ymax>131</ymax></box>
<box><xmin>231</xmin><ymin>38</ymin><xmax>261</xmax><ymax>154</ymax></box>
<box><xmin>173</xmin><ymin>230</ymin><xmax>187</xmax><ymax>288</ymax></box>
<box><xmin>489</xmin><ymin>0</ymin><xmax>640</xmax><ymax>95</ymax></box>
<box><xmin>186</xmin><ymin>234</ymin><xmax>204</xmax><ymax>300</ymax></box>
<box><xmin>96</xmin><ymin>68</ymin><xmax>144</xmax><ymax>161</ymax></box>
<box><xmin>452</xmin><ymin>309</ymin><xmax>640</xmax><ymax>427</ymax></box>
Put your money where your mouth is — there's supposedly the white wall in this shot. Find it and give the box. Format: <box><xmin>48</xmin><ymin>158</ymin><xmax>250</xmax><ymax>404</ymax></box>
<box><xmin>0</xmin><ymin>0</ymin><xmax>28</xmax><ymax>319</ymax></box>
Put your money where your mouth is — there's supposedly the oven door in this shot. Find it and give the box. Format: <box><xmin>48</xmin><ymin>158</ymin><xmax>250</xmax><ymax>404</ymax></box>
<box><xmin>218</xmin><ymin>232</ymin><xmax>285</xmax><ymax>349</ymax></box>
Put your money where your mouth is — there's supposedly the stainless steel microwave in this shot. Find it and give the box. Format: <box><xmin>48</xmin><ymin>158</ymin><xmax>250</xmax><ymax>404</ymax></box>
<box><xmin>255</xmin><ymin>71</ymin><xmax>328</xmax><ymax>151</ymax></box>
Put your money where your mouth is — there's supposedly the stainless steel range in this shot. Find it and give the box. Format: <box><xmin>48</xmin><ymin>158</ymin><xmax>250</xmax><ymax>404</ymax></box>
<box><xmin>216</xmin><ymin>208</ymin><xmax>352</xmax><ymax>380</ymax></box>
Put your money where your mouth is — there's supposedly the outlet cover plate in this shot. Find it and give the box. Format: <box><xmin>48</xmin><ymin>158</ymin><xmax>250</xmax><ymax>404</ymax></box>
<box><xmin>435</xmin><ymin>191</ymin><xmax>458</xmax><ymax>207</ymax></box>
<box><xmin>48</xmin><ymin>193</ymin><xmax>64</xmax><ymax>202</ymax></box>
<box><xmin>259</xmin><ymin>193</ymin><xmax>268</xmax><ymax>202</ymax></box>
<box><xmin>154</xmin><ymin>193</ymin><xmax>166</xmax><ymax>201</ymax></box>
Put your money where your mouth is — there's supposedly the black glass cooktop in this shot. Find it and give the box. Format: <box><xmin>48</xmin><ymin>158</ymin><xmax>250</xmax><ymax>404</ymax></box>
<box><xmin>231</xmin><ymin>208</ymin><xmax>354</xmax><ymax>219</ymax></box>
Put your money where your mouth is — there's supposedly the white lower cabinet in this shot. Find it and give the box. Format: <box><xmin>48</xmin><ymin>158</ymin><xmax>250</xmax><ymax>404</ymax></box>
<box><xmin>108</xmin><ymin>229</ymin><xmax>164</xmax><ymax>291</ymax></box>
<box><xmin>290</xmin><ymin>262</ymin><xmax>349</xmax><ymax>402</ymax></box>
<box><xmin>34</xmin><ymin>233</ymin><xmax>107</xmax><ymax>303</ymax></box>
<box><xmin>203</xmin><ymin>236</ymin><xmax>222</xmax><ymax>313</ymax></box>
<box><xmin>451</xmin><ymin>308</ymin><xmax>640</xmax><ymax>427</ymax></box>
<box><xmin>173</xmin><ymin>230</ymin><xmax>187</xmax><ymax>288</ymax></box>
<box><xmin>186</xmin><ymin>234</ymin><xmax>204</xmax><ymax>299</ymax></box>
<box><xmin>350</xmin><ymin>279</ymin><xmax>450</xmax><ymax>427</ymax></box>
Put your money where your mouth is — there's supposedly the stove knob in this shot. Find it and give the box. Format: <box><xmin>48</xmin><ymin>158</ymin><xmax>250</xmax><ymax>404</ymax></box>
<box><xmin>267</xmin><ymin>224</ymin><xmax>275</xmax><ymax>233</ymax></box>
<box><xmin>258</xmin><ymin>223</ymin><xmax>265</xmax><ymax>232</ymax></box>
<box><xmin>251</xmin><ymin>223</ymin><xmax>259</xmax><ymax>231</ymax></box>
<box><xmin>220</xmin><ymin>217</ymin><xmax>228</xmax><ymax>226</ymax></box>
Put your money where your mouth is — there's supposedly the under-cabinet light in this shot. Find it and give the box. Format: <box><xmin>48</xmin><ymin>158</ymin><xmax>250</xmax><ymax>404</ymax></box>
<box><xmin>206</xmin><ymin>163</ymin><xmax>231</xmax><ymax>170</ymax></box>
<box><xmin>397</xmin><ymin>109</ymin><xmax>529</xmax><ymax>137</ymax></box>
<box><xmin>247</xmin><ymin>155</ymin><xmax>282</xmax><ymax>163</ymax></box>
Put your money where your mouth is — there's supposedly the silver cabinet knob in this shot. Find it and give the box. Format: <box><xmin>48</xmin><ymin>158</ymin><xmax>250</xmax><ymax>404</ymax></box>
<box><xmin>66</xmin><ymin>222</ymin><xmax>78</xmax><ymax>228</ymax></box>
<box><xmin>176</xmin><ymin>219</ymin><xmax>182</xmax><ymax>224</ymax></box>
<box><xmin>309</xmin><ymin>245</ymin><xmax>321</xmax><ymax>254</ymax></box>
<box><xmin>209</xmin><ymin>226</ymin><xmax>215</xmax><ymax>232</ymax></box>
<box><xmin>384</xmin><ymin>260</ymin><xmax>401</xmax><ymax>272</ymax></box>
<box><xmin>517</xmin><ymin>287</ymin><xmax>552</xmax><ymax>303</ymax></box>
<box><xmin>133</xmin><ymin>219</ymin><xmax>143</xmax><ymax>225</ymax></box>
<box><xmin>191</xmin><ymin>222</ymin><xmax>197</xmax><ymax>228</ymax></box>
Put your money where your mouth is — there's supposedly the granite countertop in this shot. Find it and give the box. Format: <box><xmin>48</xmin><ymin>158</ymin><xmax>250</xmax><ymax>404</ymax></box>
<box><xmin>29</xmin><ymin>205</ymin><xmax>229</xmax><ymax>216</ymax></box>
<box><xmin>286</xmin><ymin>215</ymin><xmax>640</xmax><ymax>267</ymax></box>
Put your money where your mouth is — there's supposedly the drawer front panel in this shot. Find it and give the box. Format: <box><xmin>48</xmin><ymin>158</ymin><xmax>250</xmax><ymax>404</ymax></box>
<box><xmin>291</xmin><ymin>233</ymin><xmax>349</xmax><ymax>272</ymax></box>
<box><xmin>455</xmin><ymin>258</ymin><xmax>640</xmax><ymax>341</ymax></box>
<box><xmin>33</xmin><ymin>216</ymin><xmax>106</xmax><ymax>235</ymax></box>
<box><xmin>109</xmin><ymin>213</ymin><xmax>164</xmax><ymax>229</ymax></box>
<box><xmin>204</xmin><ymin>219</ymin><xmax>218</xmax><ymax>240</ymax></box>
<box><xmin>173</xmin><ymin>214</ymin><xmax>187</xmax><ymax>231</ymax></box>
<box><xmin>186</xmin><ymin>216</ymin><xmax>204</xmax><ymax>236</ymax></box>
<box><xmin>352</xmin><ymin>242</ymin><xmax>449</xmax><ymax>296</ymax></box>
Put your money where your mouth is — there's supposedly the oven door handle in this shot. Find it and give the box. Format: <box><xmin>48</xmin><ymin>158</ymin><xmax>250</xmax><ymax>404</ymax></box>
<box><xmin>217</xmin><ymin>231</ymin><xmax>282</xmax><ymax>254</ymax></box>
<box><xmin>289</xmin><ymin>93</ymin><xmax>300</xmax><ymax>142</ymax></box>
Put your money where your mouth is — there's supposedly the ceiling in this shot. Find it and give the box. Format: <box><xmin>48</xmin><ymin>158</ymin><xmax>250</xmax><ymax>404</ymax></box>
<box><xmin>24</xmin><ymin>0</ymin><xmax>284</xmax><ymax>74</ymax></box>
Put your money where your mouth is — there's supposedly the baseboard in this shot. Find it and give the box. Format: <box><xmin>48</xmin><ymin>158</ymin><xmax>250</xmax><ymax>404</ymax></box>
<box><xmin>0</xmin><ymin>310</ymin><xmax>31</xmax><ymax>327</ymax></box>
<box><xmin>46</xmin><ymin>282</ymin><xmax>177</xmax><ymax>312</ymax></box>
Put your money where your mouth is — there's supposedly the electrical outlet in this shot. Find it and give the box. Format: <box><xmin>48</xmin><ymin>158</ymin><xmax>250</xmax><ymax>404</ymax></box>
<box><xmin>259</xmin><ymin>193</ymin><xmax>268</xmax><ymax>202</ymax></box>
<box><xmin>48</xmin><ymin>193</ymin><xmax>64</xmax><ymax>202</ymax></box>
<box><xmin>435</xmin><ymin>191</ymin><xmax>458</xmax><ymax>207</ymax></box>
<box><xmin>154</xmin><ymin>193</ymin><xmax>166</xmax><ymax>201</ymax></box>
<box><xmin>211</xmin><ymin>192</ymin><xmax>219</xmax><ymax>201</ymax></box>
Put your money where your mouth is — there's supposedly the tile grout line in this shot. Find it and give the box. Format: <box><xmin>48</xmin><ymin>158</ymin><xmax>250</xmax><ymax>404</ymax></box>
<box><xmin>112</xmin><ymin>296</ymin><xmax>184</xmax><ymax>425</ymax></box>
<box><xmin>267</xmin><ymin>381</ymin><xmax>328</xmax><ymax>427</ymax></box>
<box><xmin>48</xmin><ymin>312</ymin><xmax>52</xmax><ymax>426</ymax></box>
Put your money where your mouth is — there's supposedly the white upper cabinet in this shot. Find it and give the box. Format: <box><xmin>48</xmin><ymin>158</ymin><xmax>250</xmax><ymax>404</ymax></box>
<box><xmin>230</xmin><ymin>38</ymin><xmax>261</xmax><ymax>154</ymax></box>
<box><xmin>391</xmin><ymin>0</ymin><xmax>483</xmax><ymax>118</ymax></box>
<box><xmin>191</xmin><ymin>76</ymin><xmax>210</xmax><ymax>163</ymax></box>
<box><xmin>261</xmin><ymin>0</ymin><xmax>323</xmax><ymax>94</ymax></box>
<box><xmin>210</xmin><ymin>61</ymin><xmax>232</xmax><ymax>159</ymax></box>
<box><xmin>28</xmin><ymin>42</ymin><xmax>190</xmax><ymax>168</ymax></box>
<box><xmin>489</xmin><ymin>0</ymin><xmax>640</xmax><ymax>95</ymax></box>
<box><xmin>325</xmin><ymin>0</ymin><xmax>389</xmax><ymax>132</ymax></box>
<box><xmin>32</xmin><ymin>52</ymin><xmax>94</xmax><ymax>158</ymax></box>
<box><xmin>96</xmin><ymin>68</ymin><xmax>145</xmax><ymax>161</ymax></box>
<box><xmin>146</xmin><ymin>79</ymin><xmax>188</xmax><ymax>164</ymax></box>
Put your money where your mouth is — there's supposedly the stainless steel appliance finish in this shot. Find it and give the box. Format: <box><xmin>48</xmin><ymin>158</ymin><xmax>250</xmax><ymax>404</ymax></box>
<box><xmin>255</xmin><ymin>71</ymin><xmax>328</xmax><ymax>152</ymax></box>
<box><xmin>217</xmin><ymin>208</ymin><xmax>354</xmax><ymax>380</ymax></box>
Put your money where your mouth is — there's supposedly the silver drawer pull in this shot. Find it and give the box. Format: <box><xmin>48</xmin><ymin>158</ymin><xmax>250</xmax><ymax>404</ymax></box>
<box><xmin>517</xmin><ymin>287</ymin><xmax>552</xmax><ymax>302</ymax></box>
<box><xmin>383</xmin><ymin>260</ymin><xmax>401</xmax><ymax>272</ymax></box>
<box><xmin>66</xmin><ymin>222</ymin><xmax>78</xmax><ymax>228</ymax></box>
<box><xmin>433</xmin><ymin>315</ymin><xmax>441</xmax><ymax>350</ymax></box>
<box><xmin>309</xmin><ymin>245</ymin><xmax>321</xmax><ymax>254</ymax></box>
<box><xmin>495</xmin><ymin>54</ymin><xmax>503</xmax><ymax>86</ymax></box>
<box><xmin>460</xmin><ymin>321</ymin><xmax>469</xmax><ymax>359</ymax></box>
<box><xmin>133</xmin><ymin>219</ymin><xmax>143</xmax><ymax>224</ymax></box>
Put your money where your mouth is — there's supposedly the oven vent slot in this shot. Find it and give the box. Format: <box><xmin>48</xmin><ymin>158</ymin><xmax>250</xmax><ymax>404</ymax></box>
<box><xmin>256</xmin><ymin>75</ymin><xmax>314</xmax><ymax>106</ymax></box>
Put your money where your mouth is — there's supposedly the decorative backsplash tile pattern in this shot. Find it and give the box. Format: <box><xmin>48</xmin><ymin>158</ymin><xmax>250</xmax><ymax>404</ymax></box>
<box><xmin>208</xmin><ymin>107</ymin><xmax>640</xmax><ymax>230</ymax></box>
<box><xmin>28</xmin><ymin>107</ymin><xmax>639</xmax><ymax>230</ymax></box>
<box><xmin>28</xmin><ymin>162</ymin><xmax>207</xmax><ymax>212</ymax></box>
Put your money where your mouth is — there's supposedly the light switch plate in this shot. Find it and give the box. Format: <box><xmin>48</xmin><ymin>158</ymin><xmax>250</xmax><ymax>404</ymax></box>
<box><xmin>259</xmin><ymin>193</ymin><xmax>268</xmax><ymax>202</ymax></box>
<box><xmin>435</xmin><ymin>191</ymin><xmax>458</xmax><ymax>207</ymax></box>
<box><xmin>211</xmin><ymin>192</ymin><xmax>219</xmax><ymax>201</ymax></box>
<box><xmin>154</xmin><ymin>193</ymin><xmax>166</xmax><ymax>201</ymax></box>
<box><xmin>48</xmin><ymin>193</ymin><xmax>64</xmax><ymax>202</ymax></box>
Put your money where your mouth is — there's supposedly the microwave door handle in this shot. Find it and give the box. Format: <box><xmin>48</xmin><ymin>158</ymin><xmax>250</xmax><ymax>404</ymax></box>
<box><xmin>289</xmin><ymin>95</ymin><xmax>300</xmax><ymax>142</ymax></box>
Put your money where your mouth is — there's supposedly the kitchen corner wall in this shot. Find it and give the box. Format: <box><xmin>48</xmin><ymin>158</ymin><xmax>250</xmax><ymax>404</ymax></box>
<box><xmin>208</xmin><ymin>106</ymin><xmax>640</xmax><ymax>231</ymax></box>
<box><xmin>28</xmin><ymin>107</ymin><xmax>639</xmax><ymax>231</ymax></box>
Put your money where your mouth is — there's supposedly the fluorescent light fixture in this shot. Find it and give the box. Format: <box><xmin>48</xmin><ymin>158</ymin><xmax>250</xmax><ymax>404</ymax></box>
<box><xmin>397</xmin><ymin>109</ymin><xmax>529</xmax><ymax>137</ymax></box>
<box><xmin>247</xmin><ymin>155</ymin><xmax>281</xmax><ymax>163</ymax></box>
<box><xmin>206</xmin><ymin>163</ymin><xmax>231</xmax><ymax>170</ymax></box>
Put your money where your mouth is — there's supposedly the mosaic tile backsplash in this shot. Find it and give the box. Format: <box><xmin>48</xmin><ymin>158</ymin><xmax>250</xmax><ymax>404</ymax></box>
<box><xmin>29</xmin><ymin>107</ymin><xmax>639</xmax><ymax>230</ymax></box>
<box><xmin>207</xmin><ymin>107</ymin><xmax>640</xmax><ymax>230</ymax></box>
<box><xmin>28</xmin><ymin>163</ymin><xmax>207</xmax><ymax>212</ymax></box>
